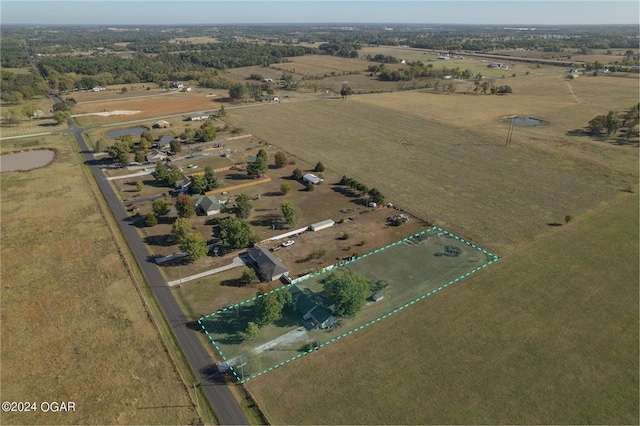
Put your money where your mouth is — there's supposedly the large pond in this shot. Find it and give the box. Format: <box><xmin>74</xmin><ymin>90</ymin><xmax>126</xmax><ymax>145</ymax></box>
<box><xmin>0</xmin><ymin>149</ymin><xmax>55</xmax><ymax>172</ymax></box>
<box><xmin>106</xmin><ymin>126</ymin><xmax>148</xmax><ymax>138</ymax></box>
<box><xmin>511</xmin><ymin>117</ymin><xmax>543</xmax><ymax>126</ymax></box>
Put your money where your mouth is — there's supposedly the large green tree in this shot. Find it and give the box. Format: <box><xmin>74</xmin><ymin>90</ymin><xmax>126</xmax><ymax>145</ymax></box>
<box><xmin>204</xmin><ymin>166</ymin><xmax>220</xmax><ymax>190</ymax></box>
<box><xmin>152</xmin><ymin>198</ymin><xmax>170</xmax><ymax>218</ymax></box>
<box><xmin>322</xmin><ymin>270</ymin><xmax>370</xmax><ymax>317</ymax></box>
<box><xmin>254</xmin><ymin>285</ymin><xmax>291</xmax><ymax>325</ymax></box>
<box><xmin>247</xmin><ymin>149</ymin><xmax>269</xmax><ymax>178</ymax></box>
<box><xmin>171</xmin><ymin>217</ymin><xmax>192</xmax><ymax>243</ymax></box>
<box><xmin>179</xmin><ymin>231</ymin><xmax>208</xmax><ymax>262</ymax></box>
<box><xmin>274</xmin><ymin>151</ymin><xmax>287</xmax><ymax>169</ymax></box>
<box><xmin>188</xmin><ymin>174</ymin><xmax>207</xmax><ymax>195</ymax></box>
<box><xmin>219</xmin><ymin>217</ymin><xmax>256</xmax><ymax>249</ymax></box>
<box><xmin>106</xmin><ymin>140</ymin><xmax>131</xmax><ymax>166</ymax></box>
<box><xmin>194</xmin><ymin>120</ymin><xmax>216</xmax><ymax>142</ymax></box>
<box><xmin>235</xmin><ymin>194</ymin><xmax>252</xmax><ymax>219</ymax></box>
<box><xmin>281</xmin><ymin>201</ymin><xmax>297</xmax><ymax>227</ymax></box>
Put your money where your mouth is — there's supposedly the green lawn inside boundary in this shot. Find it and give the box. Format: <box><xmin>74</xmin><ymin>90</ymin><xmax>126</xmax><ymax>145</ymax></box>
<box><xmin>198</xmin><ymin>226</ymin><xmax>498</xmax><ymax>382</ymax></box>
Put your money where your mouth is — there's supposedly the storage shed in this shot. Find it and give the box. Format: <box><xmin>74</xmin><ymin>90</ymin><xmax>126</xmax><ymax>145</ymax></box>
<box><xmin>303</xmin><ymin>173</ymin><xmax>322</xmax><ymax>185</ymax></box>
<box><xmin>309</xmin><ymin>219</ymin><xmax>335</xmax><ymax>232</ymax></box>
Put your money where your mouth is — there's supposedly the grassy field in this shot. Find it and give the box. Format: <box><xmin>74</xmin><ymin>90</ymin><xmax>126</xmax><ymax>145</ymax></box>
<box><xmin>247</xmin><ymin>191</ymin><xmax>639</xmax><ymax>424</ymax></box>
<box><xmin>224</xmin><ymin>93</ymin><xmax>632</xmax><ymax>254</ymax></box>
<box><xmin>0</xmin><ymin>135</ymin><xmax>200</xmax><ymax>424</ymax></box>
<box><xmin>200</xmin><ymin>230</ymin><xmax>494</xmax><ymax>380</ymax></box>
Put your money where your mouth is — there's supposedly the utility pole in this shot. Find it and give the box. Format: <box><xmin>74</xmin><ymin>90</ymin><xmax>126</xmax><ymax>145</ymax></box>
<box><xmin>506</xmin><ymin>117</ymin><xmax>515</xmax><ymax>146</ymax></box>
<box><xmin>193</xmin><ymin>381</ymin><xmax>199</xmax><ymax>412</ymax></box>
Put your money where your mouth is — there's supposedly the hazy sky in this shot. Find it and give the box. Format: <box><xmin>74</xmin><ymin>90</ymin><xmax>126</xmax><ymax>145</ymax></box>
<box><xmin>1</xmin><ymin>1</ymin><xmax>638</xmax><ymax>25</ymax></box>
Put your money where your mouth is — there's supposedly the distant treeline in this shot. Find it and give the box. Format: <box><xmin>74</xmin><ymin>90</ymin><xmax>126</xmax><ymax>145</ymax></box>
<box><xmin>1</xmin><ymin>71</ymin><xmax>49</xmax><ymax>104</ymax></box>
<box><xmin>35</xmin><ymin>42</ymin><xmax>315</xmax><ymax>90</ymax></box>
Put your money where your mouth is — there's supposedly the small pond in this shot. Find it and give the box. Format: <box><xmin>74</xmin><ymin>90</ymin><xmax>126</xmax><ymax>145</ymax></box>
<box><xmin>511</xmin><ymin>117</ymin><xmax>543</xmax><ymax>126</ymax></box>
<box><xmin>0</xmin><ymin>149</ymin><xmax>55</xmax><ymax>172</ymax></box>
<box><xmin>106</xmin><ymin>126</ymin><xmax>148</xmax><ymax>138</ymax></box>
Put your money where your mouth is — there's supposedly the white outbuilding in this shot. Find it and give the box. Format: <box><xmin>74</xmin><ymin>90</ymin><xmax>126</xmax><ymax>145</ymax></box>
<box><xmin>309</xmin><ymin>219</ymin><xmax>335</xmax><ymax>232</ymax></box>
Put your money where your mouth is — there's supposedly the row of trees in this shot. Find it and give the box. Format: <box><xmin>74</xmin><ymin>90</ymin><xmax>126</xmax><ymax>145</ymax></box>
<box><xmin>588</xmin><ymin>104</ymin><xmax>639</xmax><ymax>138</ymax></box>
<box><xmin>339</xmin><ymin>175</ymin><xmax>385</xmax><ymax>204</ymax></box>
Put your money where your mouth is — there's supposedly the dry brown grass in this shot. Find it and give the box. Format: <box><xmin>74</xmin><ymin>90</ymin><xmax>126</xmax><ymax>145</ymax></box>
<box><xmin>247</xmin><ymin>192</ymin><xmax>639</xmax><ymax>425</ymax></box>
<box><xmin>73</xmin><ymin>90</ymin><xmax>225</xmax><ymax>126</ymax></box>
<box><xmin>224</xmin><ymin>94</ymin><xmax>633</xmax><ymax>254</ymax></box>
<box><xmin>0</xmin><ymin>135</ymin><xmax>199</xmax><ymax>425</ymax></box>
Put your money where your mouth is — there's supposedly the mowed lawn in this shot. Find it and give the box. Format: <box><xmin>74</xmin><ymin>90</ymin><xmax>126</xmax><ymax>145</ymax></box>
<box><xmin>225</xmin><ymin>97</ymin><xmax>629</xmax><ymax>253</ymax></box>
<box><xmin>0</xmin><ymin>136</ymin><xmax>198</xmax><ymax>424</ymax></box>
<box><xmin>247</xmin><ymin>192</ymin><xmax>639</xmax><ymax>424</ymax></box>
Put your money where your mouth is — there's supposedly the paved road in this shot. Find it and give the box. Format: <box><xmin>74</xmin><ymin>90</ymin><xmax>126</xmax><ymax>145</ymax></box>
<box><xmin>67</xmin><ymin>118</ymin><xmax>248</xmax><ymax>425</ymax></box>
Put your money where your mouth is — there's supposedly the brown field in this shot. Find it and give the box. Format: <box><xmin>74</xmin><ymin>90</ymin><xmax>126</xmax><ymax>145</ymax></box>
<box><xmin>246</xmin><ymin>192</ymin><xmax>639</xmax><ymax>424</ymax></box>
<box><xmin>222</xmin><ymin>83</ymin><xmax>637</xmax><ymax>253</ymax></box>
<box><xmin>58</xmin><ymin>62</ymin><xmax>637</xmax><ymax>423</ymax></box>
<box><xmin>73</xmin><ymin>90</ymin><xmax>226</xmax><ymax>126</ymax></box>
<box><xmin>0</xmin><ymin>135</ymin><xmax>199</xmax><ymax>425</ymax></box>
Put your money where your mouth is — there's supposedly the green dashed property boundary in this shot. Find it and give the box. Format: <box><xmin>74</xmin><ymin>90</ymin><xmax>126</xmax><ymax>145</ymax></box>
<box><xmin>198</xmin><ymin>226</ymin><xmax>499</xmax><ymax>383</ymax></box>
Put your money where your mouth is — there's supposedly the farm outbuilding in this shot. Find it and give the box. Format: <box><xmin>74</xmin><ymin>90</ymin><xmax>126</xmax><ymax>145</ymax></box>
<box><xmin>372</xmin><ymin>291</ymin><xmax>384</xmax><ymax>302</ymax></box>
<box><xmin>247</xmin><ymin>247</ymin><xmax>289</xmax><ymax>281</ymax></box>
<box><xmin>153</xmin><ymin>120</ymin><xmax>170</xmax><ymax>128</ymax></box>
<box><xmin>303</xmin><ymin>173</ymin><xmax>322</xmax><ymax>185</ymax></box>
<box><xmin>187</xmin><ymin>113</ymin><xmax>211</xmax><ymax>121</ymax></box>
<box><xmin>309</xmin><ymin>219</ymin><xmax>335</xmax><ymax>232</ymax></box>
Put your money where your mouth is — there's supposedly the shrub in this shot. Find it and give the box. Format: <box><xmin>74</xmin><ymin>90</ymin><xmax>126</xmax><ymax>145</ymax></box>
<box><xmin>144</xmin><ymin>213</ymin><xmax>157</xmax><ymax>227</ymax></box>
<box><xmin>341</xmin><ymin>233</ymin><xmax>350</xmax><ymax>240</ymax></box>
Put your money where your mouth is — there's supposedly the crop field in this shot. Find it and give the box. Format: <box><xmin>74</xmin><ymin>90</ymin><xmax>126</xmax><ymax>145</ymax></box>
<box><xmin>224</xmin><ymin>88</ymin><xmax>633</xmax><ymax>253</ymax></box>
<box><xmin>199</xmin><ymin>228</ymin><xmax>496</xmax><ymax>381</ymax></box>
<box><xmin>0</xmin><ymin>136</ymin><xmax>199</xmax><ymax>424</ymax></box>
<box><xmin>247</xmin><ymin>191</ymin><xmax>638</xmax><ymax>424</ymax></box>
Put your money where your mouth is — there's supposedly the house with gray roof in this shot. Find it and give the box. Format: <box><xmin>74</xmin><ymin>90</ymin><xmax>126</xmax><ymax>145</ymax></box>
<box><xmin>193</xmin><ymin>195</ymin><xmax>227</xmax><ymax>216</ymax></box>
<box><xmin>291</xmin><ymin>285</ymin><xmax>337</xmax><ymax>329</ymax></box>
<box><xmin>247</xmin><ymin>246</ymin><xmax>289</xmax><ymax>281</ymax></box>
<box><xmin>158</xmin><ymin>135</ymin><xmax>174</xmax><ymax>151</ymax></box>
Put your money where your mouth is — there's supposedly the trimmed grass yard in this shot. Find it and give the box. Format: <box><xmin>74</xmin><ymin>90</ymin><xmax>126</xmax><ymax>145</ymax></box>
<box><xmin>246</xmin><ymin>192</ymin><xmax>639</xmax><ymax>424</ymax></box>
<box><xmin>200</xmin><ymin>228</ymin><xmax>495</xmax><ymax>381</ymax></box>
